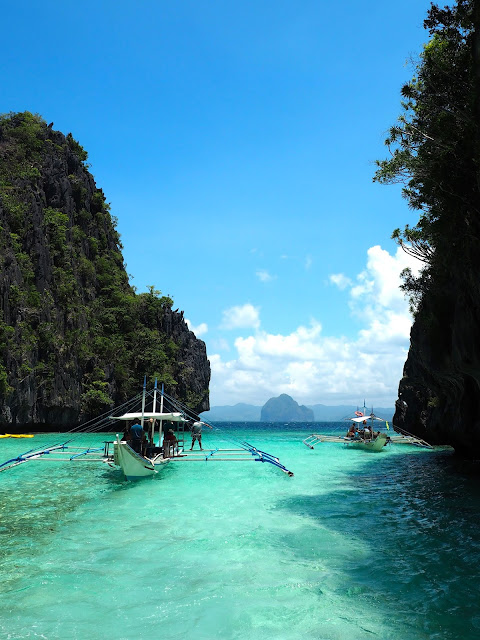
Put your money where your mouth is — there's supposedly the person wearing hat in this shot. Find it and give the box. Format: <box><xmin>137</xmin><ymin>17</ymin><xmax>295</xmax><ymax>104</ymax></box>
<box><xmin>190</xmin><ymin>421</ymin><xmax>203</xmax><ymax>451</ymax></box>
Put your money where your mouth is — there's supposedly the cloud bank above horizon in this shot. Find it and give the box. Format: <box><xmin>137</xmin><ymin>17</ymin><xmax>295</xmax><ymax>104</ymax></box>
<box><xmin>206</xmin><ymin>245</ymin><xmax>421</xmax><ymax>407</ymax></box>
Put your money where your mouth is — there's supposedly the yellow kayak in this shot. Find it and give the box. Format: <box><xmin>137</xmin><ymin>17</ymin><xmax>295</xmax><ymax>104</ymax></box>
<box><xmin>0</xmin><ymin>434</ymin><xmax>34</xmax><ymax>438</ymax></box>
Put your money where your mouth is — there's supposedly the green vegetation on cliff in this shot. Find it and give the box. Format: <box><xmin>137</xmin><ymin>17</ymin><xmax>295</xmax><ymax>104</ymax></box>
<box><xmin>374</xmin><ymin>0</ymin><xmax>480</xmax><ymax>313</ymax></box>
<box><xmin>0</xmin><ymin>112</ymin><xmax>210</xmax><ymax>426</ymax></box>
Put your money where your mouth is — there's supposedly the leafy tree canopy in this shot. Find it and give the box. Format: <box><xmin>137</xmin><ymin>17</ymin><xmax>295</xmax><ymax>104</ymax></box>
<box><xmin>374</xmin><ymin>0</ymin><xmax>480</xmax><ymax>312</ymax></box>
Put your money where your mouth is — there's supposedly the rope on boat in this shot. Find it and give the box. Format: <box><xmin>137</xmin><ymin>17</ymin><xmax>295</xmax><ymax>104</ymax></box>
<box><xmin>159</xmin><ymin>389</ymin><xmax>294</xmax><ymax>474</ymax></box>
<box><xmin>0</xmin><ymin>393</ymin><xmax>146</xmax><ymax>474</ymax></box>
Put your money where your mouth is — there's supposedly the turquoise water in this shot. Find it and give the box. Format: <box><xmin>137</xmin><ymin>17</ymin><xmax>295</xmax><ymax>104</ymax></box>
<box><xmin>1</xmin><ymin>423</ymin><xmax>480</xmax><ymax>640</ymax></box>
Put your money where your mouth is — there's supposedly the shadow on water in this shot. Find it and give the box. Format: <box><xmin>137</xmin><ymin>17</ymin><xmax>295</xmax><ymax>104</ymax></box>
<box><xmin>275</xmin><ymin>447</ymin><xmax>480</xmax><ymax>639</ymax></box>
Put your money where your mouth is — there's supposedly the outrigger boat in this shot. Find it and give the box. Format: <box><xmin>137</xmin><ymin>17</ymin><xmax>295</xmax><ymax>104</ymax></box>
<box><xmin>303</xmin><ymin>405</ymin><xmax>433</xmax><ymax>452</ymax></box>
<box><xmin>0</xmin><ymin>379</ymin><xmax>294</xmax><ymax>479</ymax></box>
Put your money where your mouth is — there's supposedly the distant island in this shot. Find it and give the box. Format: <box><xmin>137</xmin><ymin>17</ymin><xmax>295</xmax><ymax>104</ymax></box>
<box><xmin>201</xmin><ymin>396</ymin><xmax>394</xmax><ymax>422</ymax></box>
<box><xmin>261</xmin><ymin>394</ymin><xmax>313</xmax><ymax>422</ymax></box>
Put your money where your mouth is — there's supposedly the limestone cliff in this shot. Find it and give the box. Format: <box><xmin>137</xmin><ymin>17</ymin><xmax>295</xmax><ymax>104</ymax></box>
<box><xmin>0</xmin><ymin>112</ymin><xmax>210</xmax><ymax>431</ymax></box>
<box><xmin>394</xmin><ymin>259</ymin><xmax>480</xmax><ymax>457</ymax></box>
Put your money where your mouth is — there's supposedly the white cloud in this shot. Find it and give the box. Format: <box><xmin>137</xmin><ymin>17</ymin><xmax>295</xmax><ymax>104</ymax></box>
<box><xmin>305</xmin><ymin>254</ymin><xmax>313</xmax><ymax>270</ymax></box>
<box><xmin>185</xmin><ymin>319</ymin><xmax>208</xmax><ymax>337</ymax></box>
<box><xmin>220</xmin><ymin>303</ymin><xmax>260</xmax><ymax>330</ymax></box>
<box><xmin>330</xmin><ymin>273</ymin><xmax>352</xmax><ymax>290</ymax></box>
<box><xmin>209</xmin><ymin>337</ymin><xmax>230</xmax><ymax>352</ymax></box>
<box><xmin>256</xmin><ymin>269</ymin><xmax>275</xmax><ymax>283</ymax></box>
<box><xmin>208</xmin><ymin>247</ymin><xmax>421</xmax><ymax>407</ymax></box>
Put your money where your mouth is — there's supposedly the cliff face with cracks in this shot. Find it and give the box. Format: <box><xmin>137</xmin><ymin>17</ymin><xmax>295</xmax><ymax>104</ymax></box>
<box><xmin>394</xmin><ymin>248</ymin><xmax>480</xmax><ymax>458</ymax></box>
<box><xmin>0</xmin><ymin>112</ymin><xmax>210</xmax><ymax>431</ymax></box>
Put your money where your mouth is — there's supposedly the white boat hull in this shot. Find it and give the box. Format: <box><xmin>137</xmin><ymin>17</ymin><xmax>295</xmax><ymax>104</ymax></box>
<box><xmin>114</xmin><ymin>441</ymin><xmax>168</xmax><ymax>480</ymax></box>
<box><xmin>344</xmin><ymin>432</ymin><xmax>388</xmax><ymax>452</ymax></box>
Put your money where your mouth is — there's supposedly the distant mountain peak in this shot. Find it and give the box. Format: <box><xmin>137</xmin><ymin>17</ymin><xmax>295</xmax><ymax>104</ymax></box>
<box><xmin>261</xmin><ymin>394</ymin><xmax>314</xmax><ymax>422</ymax></box>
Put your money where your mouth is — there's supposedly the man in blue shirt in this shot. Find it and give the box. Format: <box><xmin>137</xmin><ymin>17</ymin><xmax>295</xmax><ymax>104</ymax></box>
<box><xmin>130</xmin><ymin>419</ymin><xmax>146</xmax><ymax>454</ymax></box>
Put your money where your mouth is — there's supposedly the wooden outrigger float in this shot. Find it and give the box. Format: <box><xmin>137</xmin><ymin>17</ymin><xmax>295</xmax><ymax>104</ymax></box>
<box><xmin>0</xmin><ymin>379</ymin><xmax>294</xmax><ymax>479</ymax></box>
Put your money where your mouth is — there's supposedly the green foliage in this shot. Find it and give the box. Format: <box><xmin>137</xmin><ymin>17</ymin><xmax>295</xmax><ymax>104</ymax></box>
<box><xmin>89</xmin><ymin>236</ymin><xmax>99</xmax><ymax>256</ymax></box>
<box><xmin>91</xmin><ymin>191</ymin><xmax>107</xmax><ymax>212</ymax></box>
<box><xmin>70</xmin><ymin>176</ymin><xmax>87</xmax><ymax>208</ymax></box>
<box><xmin>80</xmin><ymin>367</ymin><xmax>114</xmax><ymax>414</ymax></box>
<box><xmin>71</xmin><ymin>225</ymin><xmax>87</xmax><ymax>244</ymax></box>
<box><xmin>18</xmin><ymin>166</ymin><xmax>41</xmax><ymax>181</ymax></box>
<box><xmin>1</xmin><ymin>194</ymin><xmax>27</xmax><ymax>232</ymax></box>
<box><xmin>143</xmin><ymin>285</ymin><xmax>174</xmax><ymax>309</ymax></box>
<box><xmin>0</xmin><ymin>111</ymin><xmax>205</xmax><ymax>418</ymax></box>
<box><xmin>0</xmin><ymin>363</ymin><xmax>13</xmax><ymax>396</ymax></box>
<box><xmin>80</xmin><ymin>388</ymin><xmax>114</xmax><ymax>414</ymax></box>
<box><xmin>8</xmin><ymin>284</ymin><xmax>22</xmax><ymax>307</ymax></box>
<box><xmin>78</xmin><ymin>255</ymin><xmax>95</xmax><ymax>283</ymax></box>
<box><xmin>43</xmin><ymin>208</ymin><xmax>69</xmax><ymax>251</ymax></box>
<box><xmin>66</xmin><ymin>132</ymin><xmax>88</xmax><ymax>163</ymax></box>
<box><xmin>185</xmin><ymin>388</ymin><xmax>209</xmax><ymax>410</ymax></box>
<box><xmin>0</xmin><ymin>111</ymin><xmax>46</xmax><ymax>156</ymax></box>
<box><xmin>53</xmin><ymin>266</ymin><xmax>77</xmax><ymax>304</ymax></box>
<box><xmin>374</xmin><ymin>0</ymin><xmax>478</xmax><ymax>312</ymax></box>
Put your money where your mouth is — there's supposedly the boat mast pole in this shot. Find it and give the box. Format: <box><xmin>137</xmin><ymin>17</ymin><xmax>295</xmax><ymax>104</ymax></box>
<box><xmin>158</xmin><ymin>383</ymin><xmax>164</xmax><ymax>447</ymax></box>
<box><xmin>151</xmin><ymin>378</ymin><xmax>158</xmax><ymax>444</ymax></box>
<box><xmin>140</xmin><ymin>375</ymin><xmax>146</xmax><ymax>429</ymax></box>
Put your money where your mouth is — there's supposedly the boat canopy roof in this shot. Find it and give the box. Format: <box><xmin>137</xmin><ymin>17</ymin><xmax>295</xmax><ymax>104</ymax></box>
<box><xmin>350</xmin><ymin>414</ymin><xmax>384</xmax><ymax>423</ymax></box>
<box><xmin>110</xmin><ymin>412</ymin><xmax>187</xmax><ymax>422</ymax></box>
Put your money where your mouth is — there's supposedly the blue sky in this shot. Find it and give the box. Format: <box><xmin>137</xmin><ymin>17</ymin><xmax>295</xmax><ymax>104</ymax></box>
<box><xmin>2</xmin><ymin>0</ymin><xmax>431</xmax><ymax>407</ymax></box>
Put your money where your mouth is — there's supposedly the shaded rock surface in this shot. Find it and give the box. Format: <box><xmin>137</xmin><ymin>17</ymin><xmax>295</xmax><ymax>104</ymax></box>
<box><xmin>394</xmin><ymin>266</ymin><xmax>480</xmax><ymax>457</ymax></box>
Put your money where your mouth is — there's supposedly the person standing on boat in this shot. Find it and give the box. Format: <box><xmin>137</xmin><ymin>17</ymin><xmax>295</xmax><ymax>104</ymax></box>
<box><xmin>190</xmin><ymin>421</ymin><xmax>203</xmax><ymax>450</ymax></box>
<box><xmin>130</xmin><ymin>418</ymin><xmax>146</xmax><ymax>454</ymax></box>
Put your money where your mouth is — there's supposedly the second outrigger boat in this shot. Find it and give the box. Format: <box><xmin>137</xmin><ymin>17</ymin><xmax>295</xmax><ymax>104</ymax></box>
<box><xmin>303</xmin><ymin>404</ymin><xmax>433</xmax><ymax>452</ymax></box>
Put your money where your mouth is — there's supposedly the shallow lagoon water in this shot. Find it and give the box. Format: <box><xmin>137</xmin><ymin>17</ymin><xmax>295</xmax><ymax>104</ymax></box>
<box><xmin>1</xmin><ymin>423</ymin><xmax>480</xmax><ymax>639</ymax></box>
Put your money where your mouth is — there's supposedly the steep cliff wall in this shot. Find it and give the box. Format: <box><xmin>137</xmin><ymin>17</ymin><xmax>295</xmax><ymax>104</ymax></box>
<box><xmin>0</xmin><ymin>112</ymin><xmax>210</xmax><ymax>430</ymax></box>
<box><xmin>394</xmin><ymin>249</ymin><xmax>480</xmax><ymax>457</ymax></box>
<box><xmin>373</xmin><ymin>3</ymin><xmax>480</xmax><ymax>459</ymax></box>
